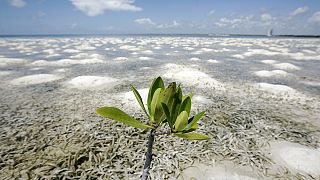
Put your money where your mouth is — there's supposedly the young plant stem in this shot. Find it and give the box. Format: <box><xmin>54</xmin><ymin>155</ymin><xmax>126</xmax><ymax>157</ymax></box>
<box><xmin>141</xmin><ymin>128</ymin><xmax>156</xmax><ymax>180</ymax></box>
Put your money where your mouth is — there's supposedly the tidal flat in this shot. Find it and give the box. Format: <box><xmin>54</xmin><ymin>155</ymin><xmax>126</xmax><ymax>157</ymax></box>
<box><xmin>0</xmin><ymin>35</ymin><xmax>320</xmax><ymax>179</ymax></box>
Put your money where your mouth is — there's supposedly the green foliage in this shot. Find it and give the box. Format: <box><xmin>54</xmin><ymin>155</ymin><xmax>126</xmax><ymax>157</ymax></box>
<box><xmin>130</xmin><ymin>85</ymin><xmax>149</xmax><ymax>118</ymax></box>
<box><xmin>96</xmin><ymin>107</ymin><xmax>150</xmax><ymax>130</ymax></box>
<box><xmin>173</xmin><ymin>132</ymin><xmax>209</xmax><ymax>140</ymax></box>
<box><xmin>96</xmin><ymin>76</ymin><xmax>208</xmax><ymax>140</ymax></box>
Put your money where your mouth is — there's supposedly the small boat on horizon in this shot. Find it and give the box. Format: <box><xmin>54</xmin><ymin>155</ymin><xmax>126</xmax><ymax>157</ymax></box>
<box><xmin>267</xmin><ymin>28</ymin><xmax>274</xmax><ymax>37</ymax></box>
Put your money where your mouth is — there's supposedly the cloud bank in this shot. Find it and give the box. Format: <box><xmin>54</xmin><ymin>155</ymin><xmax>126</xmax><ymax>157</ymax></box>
<box><xmin>290</xmin><ymin>6</ymin><xmax>309</xmax><ymax>17</ymax></box>
<box><xmin>70</xmin><ymin>0</ymin><xmax>142</xmax><ymax>16</ymax></box>
<box><xmin>8</xmin><ymin>0</ymin><xmax>26</xmax><ymax>8</ymax></box>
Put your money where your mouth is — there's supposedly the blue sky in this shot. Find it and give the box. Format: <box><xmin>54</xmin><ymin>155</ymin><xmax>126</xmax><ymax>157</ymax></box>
<box><xmin>1</xmin><ymin>0</ymin><xmax>320</xmax><ymax>35</ymax></box>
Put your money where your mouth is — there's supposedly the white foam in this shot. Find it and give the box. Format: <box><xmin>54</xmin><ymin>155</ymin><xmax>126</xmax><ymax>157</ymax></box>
<box><xmin>270</xmin><ymin>141</ymin><xmax>320</xmax><ymax>176</ymax></box>
<box><xmin>207</xmin><ymin>59</ymin><xmax>219</xmax><ymax>63</ymax></box>
<box><xmin>66</xmin><ymin>76</ymin><xmax>118</xmax><ymax>90</ymax></box>
<box><xmin>10</xmin><ymin>74</ymin><xmax>62</xmax><ymax>85</ymax></box>
<box><xmin>261</xmin><ymin>60</ymin><xmax>277</xmax><ymax>64</ymax></box>
<box><xmin>272</xmin><ymin>63</ymin><xmax>300</xmax><ymax>70</ymax></box>
<box><xmin>254</xmin><ymin>70</ymin><xmax>288</xmax><ymax>77</ymax></box>
<box><xmin>114</xmin><ymin>57</ymin><xmax>128</xmax><ymax>61</ymax></box>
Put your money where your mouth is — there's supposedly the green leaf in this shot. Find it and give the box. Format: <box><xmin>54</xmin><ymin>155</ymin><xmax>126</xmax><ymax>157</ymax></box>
<box><xmin>174</xmin><ymin>111</ymin><xmax>188</xmax><ymax>131</ymax></box>
<box><xmin>161</xmin><ymin>82</ymin><xmax>176</xmax><ymax>105</ymax></box>
<box><xmin>170</xmin><ymin>87</ymin><xmax>183</xmax><ymax>123</ymax></box>
<box><xmin>179</xmin><ymin>96</ymin><xmax>191</xmax><ymax>115</ymax></box>
<box><xmin>161</xmin><ymin>103</ymin><xmax>171</xmax><ymax>124</ymax></box>
<box><xmin>130</xmin><ymin>85</ymin><xmax>149</xmax><ymax>118</ymax></box>
<box><xmin>96</xmin><ymin>107</ymin><xmax>150</xmax><ymax>130</ymax></box>
<box><xmin>150</xmin><ymin>88</ymin><xmax>164</xmax><ymax>123</ymax></box>
<box><xmin>173</xmin><ymin>132</ymin><xmax>209</xmax><ymax>140</ymax></box>
<box><xmin>184</xmin><ymin>111</ymin><xmax>205</xmax><ymax>131</ymax></box>
<box><xmin>148</xmin><ymin>77</ymin><xmax>164</xmax><ymax>114</ymax></box>
<box><xmin>183</xmin><ymin>92</ymin><xmax>194</xmax><ymax>101</ymax></box>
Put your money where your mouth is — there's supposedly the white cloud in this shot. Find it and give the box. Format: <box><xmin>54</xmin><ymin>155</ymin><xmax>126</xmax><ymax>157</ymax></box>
<box><xmin>214</xmin><ymin>16</ymin><xmax>253</xmax><ymax>28</ymax></box>
<box><xmin>134</xmin><ymin>18</ymin><xmax>180</xmax><ymax>29</ymax></box>
<box><xmin>134</xmin><ymin>18</ymin><xmax>156</xmax><ymax>26</ymax></box>
<box><xmin>70</xmin><ymin>0</ymin><xmax>142</xmax><ymax>16</ymax></box>
<box><xmin>308</xmin><ymin>11</ymin><xmax>320</xmax><ymax>25</ymax></box>
<box><xmin>32</xmin><ymin>11</ymin><xmax>46</xmax><ymax>20</ymax></box>
<box><xmin>8</xmin><ymin>0</ymin><xmax>26</xmax><ymax>8</ymax></box>
<box><xmin>290</xmin><ymin>6</ymin><xmax>309</xmax><ymax>17</ymax></box>
<box><xmin>157</xmin><ymin>21</ymin><xmax>180</xmax><ymax>29</ymax></box>
<box><xmin>208</xmin><ymin>10</ymin><xmax>215</xmax><ymax>15</ymax></box>
<box><xmin>261</xmin><ymin>13</ymin><xmax>273</xmax><ymax>21</ymax></box>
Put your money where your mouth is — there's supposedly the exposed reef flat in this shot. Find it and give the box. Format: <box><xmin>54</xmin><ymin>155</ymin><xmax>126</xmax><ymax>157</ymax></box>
<box><xmin>0</xmin><ymin>36</ymin><xmax>319</xmax><ymax>179</ymax></box>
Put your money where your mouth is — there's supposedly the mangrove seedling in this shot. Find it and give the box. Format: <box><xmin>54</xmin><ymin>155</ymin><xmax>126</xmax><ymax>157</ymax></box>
<box><xmin>96</xmin><ymin>77</ymin><xmax>209</xmax><ymax>180</ymax></box>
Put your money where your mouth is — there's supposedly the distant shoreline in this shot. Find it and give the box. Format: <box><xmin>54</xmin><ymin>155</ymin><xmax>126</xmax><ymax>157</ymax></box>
<box><xmin>0</xmin><ymin>34</ymin><xmax>319</xmax><ymax>38</ymax></box>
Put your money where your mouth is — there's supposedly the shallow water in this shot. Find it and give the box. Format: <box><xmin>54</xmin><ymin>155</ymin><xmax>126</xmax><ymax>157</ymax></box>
<box><xmin>0</xmin><ymin>35</ymin><xmax>319</xmax><ymax>179</ymax></box>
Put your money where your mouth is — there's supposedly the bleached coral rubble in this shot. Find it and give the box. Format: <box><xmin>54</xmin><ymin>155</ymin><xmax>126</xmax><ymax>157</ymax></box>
<box><xmin>163</xmin><ymin>63</ymin><xmax>224</xmax><ymax>90</ymax></box>
<box><xmin>122</xmin><ymin>88</ymin><xmax>149</xmax><ymax>109</ymax></box>
<box><xmin>269</xmin><ymin>141</ymin><xmax>320</xmax><ymax>177</ymax></box>
<box><xmin>254</xmin><ymin>70</ymin><xmax>288</xmax><ymax>77</ymax></box>
<box><xmin>207</xmin><ymin>59</ymin><xmax>219</xmax><ymax>63</ymax></box>
<box><xmin>114</xmin><ymin>57</ymin><xmax>128</xmax><ymax>61</ymax></box>
<box><xmin>10</xmin><ymin>74</ymin><xmax>62</xmax><ymax>85</ymax></box>
<box><xmin>31</xmin><ymin>58</ymin><xmax>104</xmax><ymax>66</ymax></box>
<box><xmin>256</xmin><ymin>83</ymin><xmax>296</xmax><ymax>95</ymax></box>
<box><xmin>272</xmin><ymin>63</ymin><xmax>300</xmax><ymax>71</ymax></box>
<box><xmin>238</xmin><ymin>48</ymin><xmax>320</xmax><ymax>60</ymax></box>
<box><xmin>65</xmin><ymin>76</ymin><xmax>118</xmax><ymax>90</ymax></box>
<box><xmin>0</xmin><ymin>57</ymin><xmax>28</xmax><ymax>66</ymax></box>
<box><xmin>181</xmin><ymin>162</ymin><xmax>258</xmax><ymax>180</ymax></box>
<box><xmin>261</xmin><ymin>60</ymin><xmax>277</xmax><ymax>64</ymax></box>
<box><xmin>0</xmin><ymin>71</ymin><xmax>13</xmax><ymax>76</ymax></box>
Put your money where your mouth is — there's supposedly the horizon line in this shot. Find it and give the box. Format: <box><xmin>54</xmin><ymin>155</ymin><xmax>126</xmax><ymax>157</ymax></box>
<box><xmin>0</xmin><ymin>33</ymin><xmax>319</xmax><ymax>38</ymax></box>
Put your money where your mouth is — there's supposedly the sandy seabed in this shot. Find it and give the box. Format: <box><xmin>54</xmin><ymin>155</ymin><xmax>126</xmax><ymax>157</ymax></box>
<box><xmin>0</xmin><ymin>36</ymin><xmax>320</xmax><ymax>179</ymax></box>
